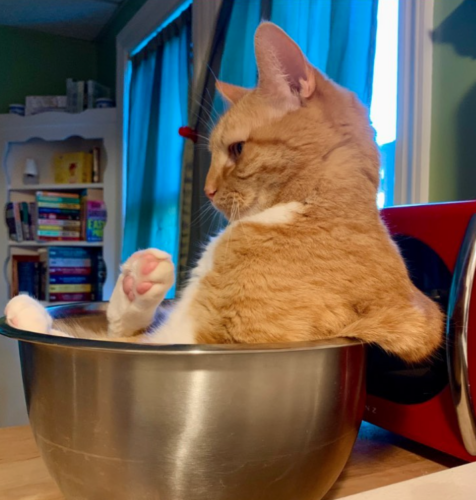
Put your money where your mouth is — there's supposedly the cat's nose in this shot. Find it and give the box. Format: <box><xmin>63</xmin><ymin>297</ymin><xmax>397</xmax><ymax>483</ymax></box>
<box><xmin>205</xmin><ymin>186</ymin><xmax>217</xmax><ymax>201</ymax></box>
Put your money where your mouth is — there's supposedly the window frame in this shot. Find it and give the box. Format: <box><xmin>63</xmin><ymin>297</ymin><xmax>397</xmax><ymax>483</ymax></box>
<box><xmin>394</xmin><ymin>0</ymin><xmax>435</xmax><ymax>206</ymax></box>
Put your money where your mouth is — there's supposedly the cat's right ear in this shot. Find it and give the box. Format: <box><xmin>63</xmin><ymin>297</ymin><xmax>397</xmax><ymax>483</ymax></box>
<box><xmin>216</xmin><ymin>81</ymin><xmax>249</xmax><ymax>104</ymax></box>
<box><xmin>255</xmin><ymin>22</ymin><xmax>321</xmax><ymax>105</ymax></box>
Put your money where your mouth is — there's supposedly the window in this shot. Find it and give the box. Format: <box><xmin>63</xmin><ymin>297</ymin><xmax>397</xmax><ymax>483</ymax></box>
<box><xmin>371</xmin><ymin>0</ymin><xmax>399</xmax><ymax>208</ymax></box>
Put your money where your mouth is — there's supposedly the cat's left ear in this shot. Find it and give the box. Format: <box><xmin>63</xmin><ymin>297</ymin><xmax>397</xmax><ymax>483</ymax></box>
<box><xmin>255</xmin><ymin>22</ymin><xmax>317</xmax><ymax>104</ymax></box>
<box><xmin>216</xmin><ymin>81</ymin><xmax>249</xmax><ymax>104</ymax></box>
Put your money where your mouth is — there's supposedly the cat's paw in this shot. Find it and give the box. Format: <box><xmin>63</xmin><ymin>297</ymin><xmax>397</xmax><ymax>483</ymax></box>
<box><xmin>107</xmin><ymin>249</ymin><xmax>175</xmax><ymax>336</ymax></box>
<box><xmin>121</xmin><ymin>249</ymin><xmax>175</xmax><ymax>306</ymax></box>
<box><xmin>5</xmin><ymin>295</ymin><xmax>52</xmax><ymax>334</ymax></box>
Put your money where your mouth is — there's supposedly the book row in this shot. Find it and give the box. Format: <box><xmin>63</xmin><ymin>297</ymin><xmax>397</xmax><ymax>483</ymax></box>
<box><xmin>12</xmin><ymin>247</ymin><xmax>106</xmax><ymax>303</ymax></box>
<box><xmin>5</xmin><ymin>190</ymin><xmax>106</xmax><ymax>243</ymax></box>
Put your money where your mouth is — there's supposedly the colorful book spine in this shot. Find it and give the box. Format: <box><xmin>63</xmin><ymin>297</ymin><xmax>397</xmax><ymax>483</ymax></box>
<box><xmin>49</xmin><ymin>247</ymin><xmax>92</xmax><ymax>258</ymax></box>
<box><xmin>49</xmin><ymin>284</ymin><xmax>92</xmax><ymax>293</ymax></box>
<box><xmin>37</xmin><ymin>191</ymin><xmax>80</xmax><ymax>199</ymax></box>
<box><xmin>20</xmin><ymin>202</ymin><xmax>31</xmax><ymax>240</ymax></box>
<box><xmin>37</xmin><ymin>202</ymin><xmax>81</xmax><ymax>210</ymax></box>
<box><xmin>37</xmin><ymin>230</ymin><xmax>81</xmax><ymax>237</ymax></box>
<box><xmin>38</xmin><ymin>209</ymin><xmax>81</xmax><ymax>220</ymax></box>
<box><xmin>49</xmin><ymin>275</ymin><xmax>90</xmax><ymax>285</ymax></box>
<box><xmin>13</xmin><ymin>203</ymin><xmax>23</xmax><ymax>242</ymax></box>
<box><xmin>5</xmin><ymin>203</ymin><xmax>17</xmax><ymax>241</ymax></box>
<box><xmin>49</xmin><ymin>292</ymin><xmax>92</xmax><ymax>302</ymax></box>
<box><xmin>38</xmin><ymin>219</ymin><xmax>81</xmax><ymax>227</ymax></box>
<box><xmin>49</xmin><ymin>258</ymin><xmax>92</xmax><ymax>267</ymax></box>
<box><xmin>50</xmin><ymin>267</ymin><xmax>91</xmax><ymax>276</ymax></box>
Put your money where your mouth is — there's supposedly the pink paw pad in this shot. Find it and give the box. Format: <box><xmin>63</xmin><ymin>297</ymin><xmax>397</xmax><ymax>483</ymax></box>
<box><xmin>122</xmin><ymin>252</ymin><xmax>169</xmax><ymax>302</ymax></box>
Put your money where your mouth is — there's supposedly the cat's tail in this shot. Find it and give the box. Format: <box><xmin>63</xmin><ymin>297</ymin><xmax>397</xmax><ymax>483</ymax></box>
<box><xmin>340</xmin><ymin>291</ymin><xmax>445</xmax><ymax>363</ymax></box>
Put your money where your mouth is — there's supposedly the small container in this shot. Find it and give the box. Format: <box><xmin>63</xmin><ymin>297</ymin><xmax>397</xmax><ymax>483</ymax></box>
<box><xmin>23</xmin><ymin>158</ymin><xmax>39</xmax><ymax>185</ymax></box>
<box><xmin>95</xmin><ymin>98</ymin><xmax>114</xmax><ymax>109</ymax></box>
<box><xmin>9</xmin><ymin>104</ymin><xmax>25</xmax><ymax>116</ymax></box>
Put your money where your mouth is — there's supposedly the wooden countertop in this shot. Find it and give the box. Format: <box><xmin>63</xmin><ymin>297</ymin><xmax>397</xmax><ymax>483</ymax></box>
<box><xmin>0</xmin><ymin>422</ymin><xmax>465</xmax><ymax>500</ymax></box>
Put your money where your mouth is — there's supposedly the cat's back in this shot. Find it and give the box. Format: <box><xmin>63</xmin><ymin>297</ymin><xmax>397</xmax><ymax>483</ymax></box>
<box><xmin>191</xmin><ymin>202</ymin><xmax>411</xmax><ymax>343</ymax></box>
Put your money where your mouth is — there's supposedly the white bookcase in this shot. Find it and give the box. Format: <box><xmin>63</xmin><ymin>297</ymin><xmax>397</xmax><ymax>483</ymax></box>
<box><xmin>0</xmin><ymin>109</ymin><xmax>120</xmax><ymax>427</ymax></box>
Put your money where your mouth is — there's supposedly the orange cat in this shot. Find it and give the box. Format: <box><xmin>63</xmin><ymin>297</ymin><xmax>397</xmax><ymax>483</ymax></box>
<box><xmin>5</xmin><ymin>23</ymin><xmax>443</xmax><ymax>362</ymax></box>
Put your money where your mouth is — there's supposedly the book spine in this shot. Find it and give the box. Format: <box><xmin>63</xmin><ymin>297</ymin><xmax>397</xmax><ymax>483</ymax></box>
<box><xmin>20</xmin><ymin>202</ymin><xmax>30</xmax><ymax>240</ymax></box>
<box><xmin>38</xmin><ymin>202</ymin><xmax>81</xmax><ymax>210</ymax></box>
<box><xmin>92</xmin><ymin>147</ymin><xmax>100</xmax><ymax>183</ymax></box>
<box><xmin>49</xmin><ymin>284</ymin><xmax>92</xmax><ymax>293</ymax></box>
<box><xmin>49</xmin><ymin>275</ymin><xmax>89</xmax><ymax>285</ymax></box>
<box><xmin>28</xmin><ymin>202</ymin><xmax>36</xmax><ymax>241</ymax></box>
<box><xmin>38</xmin><ymin>209</ymin><xmax>81</xmax><ymax>220</ymax></box>
<box><xmin>50</xmin><ymin>267</ymin><xmax>91</xmax><ymax>276</ymax></box>
<box><xmin>49</xmin><ymin>292</ymin><xmax>92</xmax><ymax>302</ymax></box>
<box><xmin>13</xmin><ymin>203</ymin><xmax>23</xmax><ymax>242</ymax></box>
<box><xmin>38</xmin><ymin>219</ymin><xmax>81</xmax><ymax>227</ymax></box>
<box><xmin>17</xmin><ymin>262</ymin><xmax>37</xmax><ymax>296</ymax></box>
<box><xmin>5</xmin><ymin>203</ymin><xmax>17</xmax><ymax>241</ymax></box>
<box><xmin>37</xmin><ymin>230</ymin><xmax>81</xmax><ymax>237</ymax></box>
<box><xmin>37</xmin><ymin>191</ymin><xmax>80</xmax><ymax>199</ymax></box>
<box><xmin>49</xmin><ymin>247</ymin><xmax>92</xmax><ymax>258</ymax></box>
<box><xmin>92</xmin><ymin>251</ymin><xmax>106</xmax><ymax>301</ymax></box>
<box><xmin>37</xmin><ymin>196</ymin><xmax>80</xmax><ymax>204</ymax></box>
<box><xmin>49</xmin><ymin>258</ymin><xmax>92</xmax><ymax>267</ymax></box>
<box><xmin>37</xmin><ymin>236</ymin><xmax>81</xmax><ymax>241</ymax></box>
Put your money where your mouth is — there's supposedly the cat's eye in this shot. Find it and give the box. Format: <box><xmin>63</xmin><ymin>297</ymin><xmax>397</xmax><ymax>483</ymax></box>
<box><xmin>228</xmin><ymin>141</ymin><xmax>244</xmax><ymax>160</ymax></box>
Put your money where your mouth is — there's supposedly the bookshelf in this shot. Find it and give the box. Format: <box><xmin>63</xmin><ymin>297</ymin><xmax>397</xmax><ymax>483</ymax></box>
<box><xmin>0</xmin><ymin>109</ymin><xmax>120</xmax><ymax>310</ymax></box>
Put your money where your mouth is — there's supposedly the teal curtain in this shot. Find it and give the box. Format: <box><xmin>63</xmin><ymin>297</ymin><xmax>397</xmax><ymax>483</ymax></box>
<box><xmin>123</xmin><ymin>9</ymin><xmax>191</xmax><ymax>297</ymax></box>
<box><xmin>213</xmin><ymin>0</ymin><xmax>262</xmax><ymax>117</ymax></box>
<box><xmin>270</xmin><ymin>0</ymin><xmax>379</xmax><ymax>107</ymax></box>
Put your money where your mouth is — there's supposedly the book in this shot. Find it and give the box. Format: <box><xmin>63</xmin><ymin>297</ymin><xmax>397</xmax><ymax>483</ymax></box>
<box><xmin>49</xmin><ymin>247</ymin><xmax>93</xmax><ymax>258</ymax></box>
<box><xmin>13</xmin><ymin>203</ymin><xmax>23</xmax><ymax>242</ymax></box>
<box><xmin>66</xmin><ymin>79</ymin><xmax>85</xmax><ymax>113</ymax></box>
<box><xmin>20</xmin><ymin>202</ymin><xmax>31</xmax><ymax>240</ymax></box>
<box><xmin>49</xmin><ymin>284</ymin><xmax>92</xmax><ymax>293</ymax></box>
<box><xmin>38</xmin><ymin>209</ymin><xmax>81</xmax><ymax>220</ymax></box>
<box><xmin>37</xmin><ymin>236</ymin><xmax>81</xmax><ymax>242</ymax></box>
<box><xmin>37</xmin><ymin>196</ymin><xmax>80</xmax><ymax>204</ymax></box>
<box><xmin>28</xmin><ymin>202</ymin><xmax>36</xmax><ymax>240</ymax></box>
<box><xmin>53</xmin><ymin>152</ymin><xmax>93</xmax><ymax>184</ymax></box>
<box><xmin>38</xmin><ymin>202</ymin><xmax>81</xmax><ymax>210</ymax></box>
<box><xmin>86</xmin><ymin>80</ymin><xmax>111</xmax><ymax>109</ymax></box>
<box><xmin>37</xmin><ymin>230</ymin><xmax>81</xmax><ymax>237</ymax></box>
<box><xmin>49</xmin><ymin>275</ymin><xmax>90</xmax><ymax>285</ymax></box>
<box><xmin>11</xmin><ymin>255</ymin><xmax>41</xmax><ymax>298</ymax></box>
<box><xmin>49</xmin><ymin>292</ymin><xmax>92</xmax><ymax>302</ymax></box>
<box><xmin>92</xmin><ymin>146</ymin><xmax>101</xmax><ymax>183</ymax></box>
<box><xmin>5</xmin><ymin>203</ymin><xmax>17</xmax><ymax>241</ymax></box>
<box><xmin>38</xmin><ymin>219</ymin><xmax>81</xmax><ymax>227</ymax></box>
<box><xmin>50</xmin><ymin>267</ymin><xmax>92</xmax><ymax>276</ymax></box>
<box><xmin>37</xmin><ymin>191</ymin><xmax>80</xmax><ymax>199</ymax></box>
<box><xmin>50</xmin><ymin>258</ymin><xmax>92</xmax><ymax>268</ymax></box>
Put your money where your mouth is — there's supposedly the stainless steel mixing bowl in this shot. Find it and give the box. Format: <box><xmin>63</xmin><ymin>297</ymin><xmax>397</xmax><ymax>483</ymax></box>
<box><xmin>0</xmin><ymin>302</ymin><xmax>366</xmax><ymax>500</ymax></box>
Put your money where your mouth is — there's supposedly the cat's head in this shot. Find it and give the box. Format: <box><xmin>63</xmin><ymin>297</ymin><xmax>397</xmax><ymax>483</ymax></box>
<box><xmin>206</xmin><ymin>22</ymin><xmax>379</xmax><ymax>220</ymax></box>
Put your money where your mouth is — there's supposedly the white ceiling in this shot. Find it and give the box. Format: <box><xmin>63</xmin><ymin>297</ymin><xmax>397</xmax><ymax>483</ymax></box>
<box><xmin>0</xmin><ymin>0</ymin><xmax>125</xmax><ymax>41</ymax></box>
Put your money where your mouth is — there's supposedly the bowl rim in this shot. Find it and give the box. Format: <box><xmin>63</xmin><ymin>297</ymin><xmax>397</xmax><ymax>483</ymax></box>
<box><xmin>0</xmin><ymin>302</ymin><xmax>365</xmax><ymax>355</ymax></box>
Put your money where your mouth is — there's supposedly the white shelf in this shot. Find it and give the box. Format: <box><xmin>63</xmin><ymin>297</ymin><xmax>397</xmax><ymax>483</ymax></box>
<box><xmin>9</xmin><ymin>241</ymin><xmax>103</xmax><ymax>247</ymax></box>
<box><xmin>9</xmin><ymin>183</ymin><xmax>104</xmax><ymax>191</ymax></box>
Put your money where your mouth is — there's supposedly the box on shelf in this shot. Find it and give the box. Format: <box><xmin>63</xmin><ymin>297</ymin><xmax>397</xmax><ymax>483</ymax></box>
<box><xmin>25</xmin><ymin>96</ymin><xmax>67</xmax><ymax>116</ymax></box>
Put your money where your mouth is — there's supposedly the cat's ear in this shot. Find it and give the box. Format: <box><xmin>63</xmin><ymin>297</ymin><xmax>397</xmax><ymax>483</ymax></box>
<box><xmin>216</xmin><ymin>81</ymin><xmax>249</xmax><ymax>104</ymax></box>
<box><xmin>255</xmin><ymin>22</ymin><xmax>318</xmax><ymax>103</ymax></box>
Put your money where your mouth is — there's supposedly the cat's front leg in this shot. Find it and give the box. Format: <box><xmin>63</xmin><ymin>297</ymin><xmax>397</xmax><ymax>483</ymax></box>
<box><xmin>107</xmin><ymin>249</ymin><xmax>175</xmax><ymax>338</ymax></box>
<box><xmin>5</xmin><ymin>295</ymin><xmax>70</xmax><ymax>337</ymax></box>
